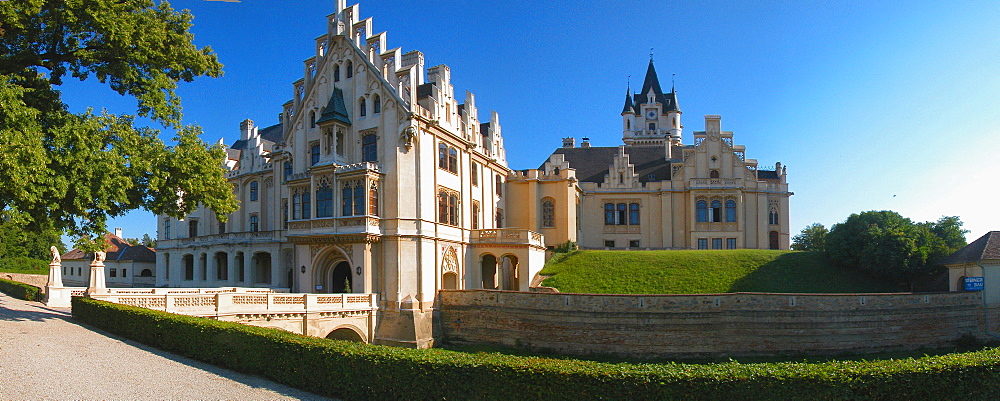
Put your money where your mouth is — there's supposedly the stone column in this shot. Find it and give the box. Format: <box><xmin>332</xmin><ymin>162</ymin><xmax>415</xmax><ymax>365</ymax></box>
<box><xmin>271</xmin><ymin>250</ymin><xmax>282</xmax><ymax>289</ymax></box>
<box><xmin>47</xmin><ymin>261</ymin><xmax>63</xmax><ymax>288</ymax></box>
<box><xmin>229</xmin><ymin>252</ymin><xmax>239</xmax><ymax>287</ymax></box>
<box><xmin>86</xmin><ymin>252</ymin><xmax>108</xmax><ymax>296</ymax></box>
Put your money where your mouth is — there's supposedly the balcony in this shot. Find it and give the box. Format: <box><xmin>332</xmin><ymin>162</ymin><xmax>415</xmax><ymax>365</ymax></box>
<box><xmin>166</xmin><ymin>231</ymin><xmax>275</xmax><ymax>247</ymax></box>
<box><xmin>287</xmin><ymin>216</ymin><xmax>380</xmax><ymax>232</ymax></box>
<box><xmin>471</xmin><ymin>228</ymin><xmax>544</xmax><ymax>248</ymax></box>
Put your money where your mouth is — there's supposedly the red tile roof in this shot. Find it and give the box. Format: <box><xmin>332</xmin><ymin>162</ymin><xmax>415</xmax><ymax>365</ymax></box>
<box><xmin>941</xmin><ymin>231</ymin><xmax>1000</xmax><ymax>265</ymax></box>
<box><xmin>60</xmin><ymin>233</ymin><xmax>156</xmax><ymax>262</ymax></box>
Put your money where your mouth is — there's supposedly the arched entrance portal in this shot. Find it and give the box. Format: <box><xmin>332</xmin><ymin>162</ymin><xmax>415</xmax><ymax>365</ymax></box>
<box><xmin>331</xmin><ymin>261</ymin><xmax>352</xmax><ymax>293</ymax></box>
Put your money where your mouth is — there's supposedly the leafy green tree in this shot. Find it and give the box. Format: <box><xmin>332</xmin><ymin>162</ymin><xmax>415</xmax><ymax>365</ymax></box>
<box><xmin>826</xmin><ymin>211</ymin><xmax>967</xmax><ymax>286</ymax></box>
<box><xmin>791</xmin><ymin>223</ymin><xmax>828</xmax><ymax>251</ymax></box>
<box><xmin>0</xmin><ymin>0</ymin><xmax>237</xmax><ymax>250</ymax></box>
<box><xmin>124</xmin><ymin>233</ymin><xmax>156</xmax><ymax>248</ymax></box>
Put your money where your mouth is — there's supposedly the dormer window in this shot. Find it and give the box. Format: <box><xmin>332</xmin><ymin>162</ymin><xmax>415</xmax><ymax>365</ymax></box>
<box><xmin>649</xmin><ymin>123</ymin><xmax>655</xmax><ymax>131</ymax></box>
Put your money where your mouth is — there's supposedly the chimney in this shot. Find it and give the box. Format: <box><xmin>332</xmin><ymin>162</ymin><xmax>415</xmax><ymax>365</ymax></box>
<box><xmin>240</xmin><ymin>119</ymin><xmax>254</xmax><ymax>141</ymax></box>
<box><xmin>562</xmin><ymin>137</ymin><xmax>575</xmax><ymax>148</ymax></box>
<box><xmin>581</xmin><ymin>137</ymin><xmax>591</xmax><ymax>148</ymax></box>
<box><xmin>114</xmin><ymin>228</ymin><xmax>123</xmax><ymax>238</ymax></box>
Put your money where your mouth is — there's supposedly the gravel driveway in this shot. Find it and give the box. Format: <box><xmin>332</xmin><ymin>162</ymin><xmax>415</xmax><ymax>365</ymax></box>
<box><xmin>0</xmin><ymin>293</ymin><xmax>332</xmax><ymax>400</ymax></box>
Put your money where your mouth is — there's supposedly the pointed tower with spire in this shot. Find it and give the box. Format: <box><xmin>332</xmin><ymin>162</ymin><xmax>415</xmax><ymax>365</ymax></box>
<box><xmin>622</xmin><ymin>58</ymin><xmax>681</xmax><ymax>147</ymax></box>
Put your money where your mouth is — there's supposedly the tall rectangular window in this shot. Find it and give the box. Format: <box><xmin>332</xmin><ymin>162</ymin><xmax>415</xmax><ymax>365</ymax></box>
<box><xmin>697</xmin><ymin>238</ymin><xmax>708</xmax><ymax>250</ymax></box>
<box><xmin>302</xmin><ymin>192</ymin><xmax>311</xmax><ymax>219</ymax></box>
<box><xmin>342</xmin><ymin>185</ymin><xmax>354</xmax><ymax>216</ymax></box>
<box><xmin>164</xmin><ymin>219</ymin><xmax>171</xmax><ymax>239</ymax></box>
<box><xmin>310</xmin><ymin>144</ymin><xmax>320</xmax><ymax>165</ymax></box>
<box><xmin>353</xmin><ymin>184</ymin><xmax>364</xmax><ymax>216</ymax></box>
<box><xmin>249</xmin><ymin>215</ymin><xmax>259</xmax><ymax>232</ymax></box>
<box><xmin>448</xmin><ymin>148</ymin><xmax>458</xmax><ymax>173</ymax></box>
<box><xmin>726</xmin><ymin>238</ymin><xmax>737</xmax><ymax>249</ymax></box>
<box><xmin>188</xmin><ymin>220</ymin><xmax>198</xmax><ymax>238</ymax></box>
<box><xmin>616</xmin><ymin>203</ymin><xmax>627</xmax><ymax>226</ymax></box>
<box><xmin>368</xmin><ymin>184</ymin><xmax>379</xmax><ymax>216</ymax></box>
<box><xmin>293</xmin><ymin>193</ymin><xmax>301</xmax><ymax>219</ymax></box>
<box><xmin>284</xmin><ymin>162</ymin><xmax>293</xmax><ymax>181</ymax></box>
<box><xmin>316</xmin><ymin>185</ymin><xmax>333</xmax><ymax>218</ymax></box>
<box><xmin>712</xmin><ymin>238</ymin><xmax>723</xmax><ymax>250</ymax></box>
<box><xmin>249</xmin><ymin>181</ymin><xmax>258</xmax><ymax>201</ymax></box>
<box><xmin>471</xmin><ymin>163</ymin><xmax>479</xmax><ymax>186</ymax></box>
<box><xmin>362</xmin><ymin>134</ymin><xmax>377</xmax><ymax>162</ymax></box>
<box><xmin>471</xmin><ymin>201</ymin><xmax>480</xmax><ymax>230</ymax></box>
<box><xmin>628</xmin><ymin>203</ymin><xmax>640</xmax><ymax>225</ymax></box>
<box><xmin>604</xmin><ymin>203</ymin><xmax>615</xmax><ymax>225</ymax></box>
<box><xmin>725</xmin><ymin>200</ymin><xmax>737</xmax><ymax>222</ymax></box>
<box><xmin>438</xmin><ymin>143</ymin><xmax>448</xmax><ymax>169</ymax></box>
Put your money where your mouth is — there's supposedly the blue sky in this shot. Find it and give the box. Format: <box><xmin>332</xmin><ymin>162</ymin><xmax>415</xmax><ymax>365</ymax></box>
<box><xmin>57</xmin><ymin>0</ymin><xmax>999</xmax><ymax>243</ymax></box>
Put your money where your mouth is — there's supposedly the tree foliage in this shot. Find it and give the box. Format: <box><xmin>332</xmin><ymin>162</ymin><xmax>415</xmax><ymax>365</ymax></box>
<box><xmin>791</xmin><ymin>223</ymin><xmax>828</xmax><ymax>251</ymax></box>
<box><xmin>0</xmin><ymin>215</ymin><xmax>63</xmax><ymax>260</ymax></box>
<box><xmin>825</xmin><ymin>211</ymin><xmax>968</xmax><ymax>284</ymax></box>
<box><xmin>0</xmin><ymin>0</ymin><xmax>237</xmax><ymax>250</ymax></box>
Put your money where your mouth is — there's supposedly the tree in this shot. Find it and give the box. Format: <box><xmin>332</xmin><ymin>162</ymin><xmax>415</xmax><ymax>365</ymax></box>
<box><xmin>124</xmin><ymin>233</ymin><xmax>156</xmax><ymax>248</ymax></box>
<box><xmin>0</xmin><ymin>0</ymin><xmax>237</xmax><ymax>250</ymax></box>
<box><xmin>791</xmin><ymin>223</ymin><xmax>828</xmax><ymax>251</ymax></box>
<box><xmin>0</xmin><ymin>215</ymin><xmax>64</xmax><ymax>260</ymax></box>
<box><xmin>825</xmin><ymin>211</ymin><xmax>967</xmax><ymax>286</ymax></box>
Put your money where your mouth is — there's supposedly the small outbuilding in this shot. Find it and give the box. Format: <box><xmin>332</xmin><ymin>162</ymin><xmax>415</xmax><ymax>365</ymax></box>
<box><xmin>942</xmin><ymin>231</ymin><xmax>1000</xmax><ymax>300</ymax></box>
<box><xmin>61</xmin><ymin>230</ymin><xmax>156</xmax><ymax>288</ymax></box>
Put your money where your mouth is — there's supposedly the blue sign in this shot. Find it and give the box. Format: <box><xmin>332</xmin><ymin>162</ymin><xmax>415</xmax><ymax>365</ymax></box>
<box><xmin>964</xmin><ymin>277</ymin><xmax>984</xmax><ymax>291</ymax></box>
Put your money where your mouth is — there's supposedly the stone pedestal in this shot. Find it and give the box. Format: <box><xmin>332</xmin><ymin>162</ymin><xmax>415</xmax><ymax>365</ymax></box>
<box><xmin>47</xmin><ymin>262</ymin><xmax>63</xmax><ymax>288</ymax></box>
<box><xmin>86</xmin><ymin>253</ymin><xmax>108</xmax><ymax>296</ymax></box>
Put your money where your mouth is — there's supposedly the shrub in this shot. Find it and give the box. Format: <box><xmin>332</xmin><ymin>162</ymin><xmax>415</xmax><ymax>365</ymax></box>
<box><xmin>0</xmin><ymin>256</ymin><xmax>49</xmax><ymax>273</ymax></box>
<box><xmin>0</xmin><ymin>277</ymin><xmax>42</xmax><ymax>301</ymax></box>
<box><xmin>72</xmin><ymin>297</ymin><xmax>1000</xmax><ymax>400</ymax></box>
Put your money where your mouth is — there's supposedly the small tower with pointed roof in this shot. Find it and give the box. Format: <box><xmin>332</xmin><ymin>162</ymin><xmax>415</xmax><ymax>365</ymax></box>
<box><xmin>622</xmin><ymin>59</ymin><xmax>682</xmax><ymax>147</ymax></box>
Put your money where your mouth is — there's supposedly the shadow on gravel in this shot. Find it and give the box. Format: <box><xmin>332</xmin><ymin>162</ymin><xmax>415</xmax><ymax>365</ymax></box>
<box><xmin>0</xmin><ymin>294</ymin><xmax>332</xmax><ymax>400</ymax></box>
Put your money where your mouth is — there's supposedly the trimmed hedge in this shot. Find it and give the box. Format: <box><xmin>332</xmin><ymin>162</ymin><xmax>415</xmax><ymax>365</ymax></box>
<box><xmin>73</xmin><ymin>297</ymin><xmax>1000</xmax><ymax>400</ymax></box>
<box><xmin>0</xmin><ymin>277</ymin><xmax>42</xmax><ymax>301</ymax></box>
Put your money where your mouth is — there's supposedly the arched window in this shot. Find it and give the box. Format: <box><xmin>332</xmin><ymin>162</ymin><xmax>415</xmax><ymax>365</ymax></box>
<box><xmin>629</xmin><ymin>203</ymin><xmax>640</xmax><ymax>225</ymax></box>
<box><xmin>342</xmin><ymin>184</ymin><xmax>354</xmax><ymax>216</ymax></box>
<box><xmin>711</xmin><ymin>200</ymin><xmax>722</xmax><ymax>222</ymax></box>
<box><xmin>302</xmin><ymin>192</ymin><xmax>311</xmax><ymax>219</ymax></box>
<box><xmin>604</xmin><ymin>203</ymin><xmax>615</xmax><ymax>225</ymax></box>
<box><xmin>725</xmin><ymin>200</ymin><xmax>737</xmax><ymax>222</ymax></box>
<box><xmin>541</xmin><ymin>198</ymin><xmax>555</xmax><ymax>228</ymax></box>
<box><xmin>249</xmin><ymin>181</ymin><xmax>258</xmax><ymax>201</ymax></box>
<box><xmin>359</xmin><ymin>97</ymin><xmax>366</xmax><ymax>117</ymax></box>
<box><xmin>293</xmin><ymin>193</ymin><xmax>301</xmax><ymax>219</ymax></box>
<box><xmin>438</xmin><ymin>143</ymin><xmax>448</xmax><ymax>169</ymax></box>
<box><xmin>362</xmin><ymin>134</ymin><xmax>377</xmax><ymax>162</ymax></box>
<box><xmin>309</xmin><ymin>110</ymin><xmax>316</xmax><ymax>128</ymax></box>
<box><xmin>617</xmin><ymin>203</ymin><xmax>627</xmax><ymax>226</ymax></box>
<box><xmin>373</xmin><ymin>94</ymin><xmax>381</xmax><ymax>114</ymax></box>
<box><xmin>249</xmin><ymin>214</ymin><xmax>259</xmax><ymax>232</ymax></box>
<box><xmin>369</xmin><ymin>183</ymin><xmax>379</xmax><ymax>216</ymax></box>
<box><xmin>345</xmin><ymin>60</ymin><xmax>353</xmax><ymax>78</ymax></box>
<box><xmin>353</xmin><ymin>184</ymin><xmax>365</xmax><ymax>216</ymax></box>
<box><xmin>696</xmin><ymin>200</ymin><xmax>708</xmax><ymax>223</ymax></box>
<box><xmin>768</xmin><ymin>207</ymin><xmax>779</xmax><ymax>225</ymax></box>
<box><xmin>448</xmin><ymin>193</ymin><xmax>459</xmax><ymax>225</ymax></box>
<box><xmin>626</xmin><ymin>120</ymin><xmax>630</xmax><ymax>130</ymax></box>
<box><xmin>333</xmin><ymin>64</ymin><xmax>340</xmax><ymax>82</ymax></box>
<box><xmin>710</xmin><ymin>170</ymin><xmax>719</xmax><ymax>178</ymax></box>
<box><xmin>438</xmin><ymin>191</ymin><xmax>448</xmax><ymax>224</ymax></box>
<box><xmin>448</xmin><ymin>148</ymin><xmax>458</xmax><ymax>173</ymax></box>
<box><xmin>316</xmin><ymin>184</ymin><xmax>333</xmax><ymax>218</ymax></box>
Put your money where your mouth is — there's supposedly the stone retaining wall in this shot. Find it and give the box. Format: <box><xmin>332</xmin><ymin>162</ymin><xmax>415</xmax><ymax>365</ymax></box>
<box><xmin>437</xmin><ymin>290</ymin><xmax>1000</xmax><ymax>359</ymax></box>
<box><xmin>1</xmin><ymin>273</ymin><xmax>47</xmax><ymax>290</ymax></box>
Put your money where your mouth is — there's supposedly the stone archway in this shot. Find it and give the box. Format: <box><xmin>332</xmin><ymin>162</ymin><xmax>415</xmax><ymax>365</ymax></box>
<box><xmin>325</xmin><ymin>326</ymin><xmax>365</xmax><ymax>343</ymax></box>
<box><xmin>499</xmin><ymin>254</ymin><xmax>518</xmax><ymax>291</ymax></box>
<box><xmin>311</xmin><ymin>246</ymin><xmax>352</xmax><ymax>294</ymax></box>
<box><xmin>481</xmin><ymin>254</ymin><xmax>497</xmax><ymax>289</ymax></box>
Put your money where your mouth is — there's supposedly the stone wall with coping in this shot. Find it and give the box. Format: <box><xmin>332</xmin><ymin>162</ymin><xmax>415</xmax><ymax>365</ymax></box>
<box><xmin>1</xmin><ymin>273</ymin><xmax>47</xmax><ymax>290</ymax></box>
<box><xmin>437</xmin><ymin>290</ymin><xmax>1000</xmax><ymax>359</ymax></box>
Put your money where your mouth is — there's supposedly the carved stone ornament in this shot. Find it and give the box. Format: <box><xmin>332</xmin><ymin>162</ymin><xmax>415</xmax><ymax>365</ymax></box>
<box><xmin>50</xmin><ymin>246</ymin><xmax>61</xmax><ymax>264</ymax></box>
<box><xmin>310</xmin><ymin>245</ymin><xmax>323</xmax><ymax>260</ymax></box>
<box><xmin>442</xmin><ymin>247</ymin><xmax>458</xmax><ymax>274</ymax></box>
<box><xmin>400</xmin><ymin>126</ymin><xmax>416</xmax><ymax>150</ymax></box>
<box><xmin>94</xmin><ymin>251</ymin><xmax>106</xmax><ymax>264</ymax></box>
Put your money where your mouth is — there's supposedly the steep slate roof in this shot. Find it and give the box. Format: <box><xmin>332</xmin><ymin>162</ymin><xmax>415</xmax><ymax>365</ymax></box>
<box><xmin>621</xmin><ymin>87</ymin><xmax>635</xmax><ymax>114</ymax></box>
<box><xmin>315</xmin><ymin>87</ymin><xmax>352</xmax><ymax>125</ymax></box>
<box><xmin>61</xmin><ymin>233</ymin><xmax>156</xmax><ymax>262</ymax></box>
<box><xmin>940</xmin><ymin>231</ymin><xmax>1000</xmax><ymax>264</ymax></box>
<box><xmin>542</xmin><ymin>146</ymin><xmax>672</xmax><ymax>184</ymax></box>
<box><xmin>631</xmin><ymin>60</ymin><xmax>680</xmax><ymax>114</ymax></box>
<box><xmin>258</xmin><ymin>123</ymin><xmax>284</xmax><ymax>143</ymax></box>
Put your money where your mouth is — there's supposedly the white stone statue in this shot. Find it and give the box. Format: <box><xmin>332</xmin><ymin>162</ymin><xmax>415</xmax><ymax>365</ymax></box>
<box><xmin>94</xmin><ymin>251</ymin><xmax>106</xmax><ymax>264</ymax></box>
<box><xmin>50</xmin><ymin>246</ymin><xmax>61</xmax><ymax>264</ymax></box>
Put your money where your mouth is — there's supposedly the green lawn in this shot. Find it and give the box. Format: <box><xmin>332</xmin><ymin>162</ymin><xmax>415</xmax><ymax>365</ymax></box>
<box><xmin>538</xmin><ymin>250</ymin><xmax>901</xmax><ymax>294</ymax></box>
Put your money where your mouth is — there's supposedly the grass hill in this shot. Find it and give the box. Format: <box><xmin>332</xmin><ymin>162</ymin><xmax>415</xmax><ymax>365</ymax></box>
<box><xmin>538</xmin><ymin>250</ymin><xmax>902</xmax><ymax>294</ymax></box>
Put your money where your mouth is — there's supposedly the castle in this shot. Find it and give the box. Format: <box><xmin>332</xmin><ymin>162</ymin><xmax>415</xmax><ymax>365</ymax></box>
<box><xmin>152</xmin><ymin>1</ymin><xmax>791</xmax><ymax>347</ymax></box>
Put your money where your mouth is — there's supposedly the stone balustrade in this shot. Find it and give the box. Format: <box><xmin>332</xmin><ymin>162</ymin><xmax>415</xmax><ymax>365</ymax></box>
<box><xmin>91</xmin><ymin>292</ymin><xmax>377</xmax><ymax>318</ymax></box>
<box><xmin>690</xmin><ymin>178</ymin><xmax>743</xmax><ymax>188</ymax></box>
<box><xmin>471</xmin><ymin>228</ymin><xmax>544</xmax><ymax>248</ymax></box>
